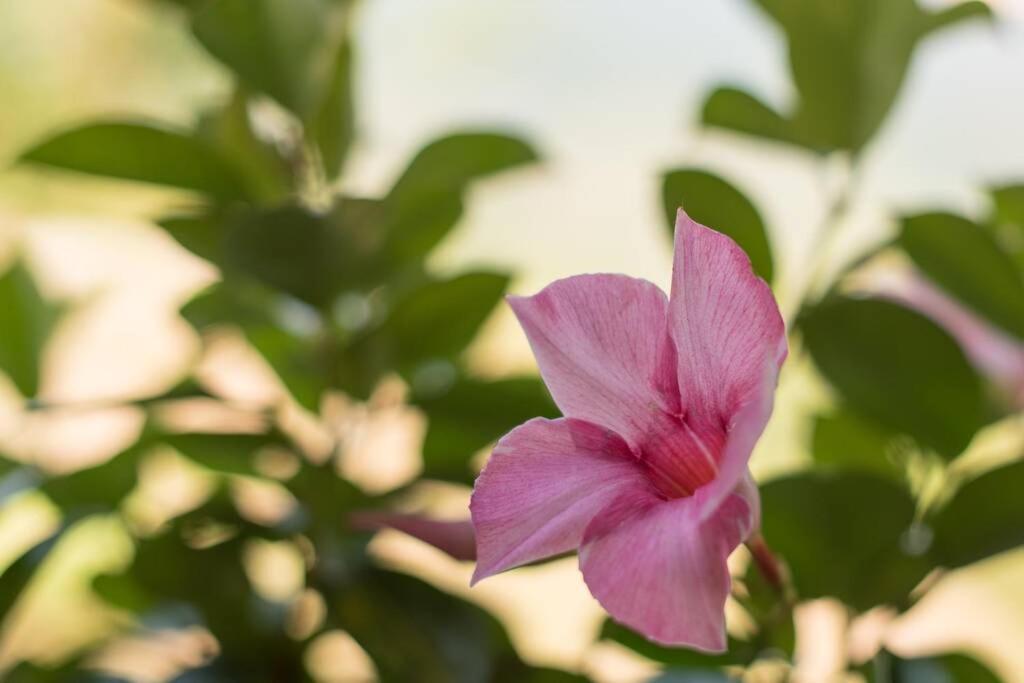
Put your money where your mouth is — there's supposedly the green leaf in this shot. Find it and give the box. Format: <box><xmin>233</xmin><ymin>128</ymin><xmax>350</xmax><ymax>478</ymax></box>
<box><xmin>868</xmin><ymin>650</ymin><xmax>1001</xmax><ymax>683</ymax></box>
<box><xmin>335</xmin><ymin>569</ymin><xmax>508</xmax><ymax>683</ymax></box>
<box><xmin>19</xmin><ymin>122</ymin><xmax>248</xmax><ymax>200</ymax></box>
<box><xmin>900</xmin><ymin>213</ymin><xmax>1024</xmax><ymax>339</ymax></box>
<box><xmin>0</xmin><ymin>531</ymin><xmax>62</xmax><ymax>622</ymax></box>
<box><xmin>197</xmin><ymin>89</ymin><xmax>293</xmax><ymax>203</ymax></box>
<box><xmin>800</xmin><ymin>296</ymin><xmax>988</xmax><ymax>459</ymax></box>
<box><xmin>811</xmin><ymin>409</ymin><xmax>905</xmax><ymax>481</ymax></box>
<box><xmin>760</xmin><ymin>471</ymin><xmax>930</xmax><ymax>611</ymax></box>
<box><xmin>661</xmin><ymin>169</ymin><xmax>774</xmax><ymax>282</ymax></box>
<box><xmin>40</xmin><ymin>442</ymin><xmax>147</xmax><ymax>512</ymax></box>
<box><xmin>931</xmin><ymin>459</ymin><xmax>1024</xmax><ymax>568</ymax></box>
<box><xmin>414</xmin><ymin>376</ymin><xmax>557</xmax><ymax>483</ymax></box>
<box><xmin>307</xmin><ymin>35</ymin><xmax>355</xmax><ymax>179</ymax></box>
<box><xmin>705</xmin><ymin>0</ymin><xmax>992</xmax><ymax>152</ymax></box>
<box><xmin>991</xmin><ymin>185</ymin><xmax>1024</xmax><ymax>268</ymax></box>
<box><xmin>379</xmin><ymin>271</ymin><xmax>509</xmax><ymax>368</ymax></box>
<box><xmin>165</xmin><ymin>432</ymin><xmax>278</xmax><ymax>475</ymax></box>
<box><xmin>222</xmin><ymin>204</ymin><xmax>347</xmax><ymax>308</ymax></box>
<box><xmin>600</xmin><ymin>620</ymin><xmax>742</xmax><ymax>668</ymax></box>
<box><xmin>191</xmin><ymin>0</ymin><xmax>335</xmax><ymax>116</ymax></box>
<box><xmin>245</xmin><ymin>325</ymin><xmax>327</xmax><ymax>413</ymax></box>
<box><xmin>650</xmin><ymin>673</ymin><xmax>739</xmax><ymax>683</ymax></box>
<box><xmin>381</xmin><ymin>133</ymin><xmax>538</xmax><ymax>265</ymax></box>
<box><xmin>0</xmin><ymin>260</ymin><xmax>62</xmax><ymax>398</ymax></box>
<box><xmin>701</xmin><ymin>87</ymin><xmax>796</xmax><ymax>146</ymax></box>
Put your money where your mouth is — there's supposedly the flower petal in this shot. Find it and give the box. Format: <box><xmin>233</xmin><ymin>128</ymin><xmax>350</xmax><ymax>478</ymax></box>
<box><xmin>669</xmin><ymin>210</ymin><xmax>786</xmax><ymax>496</ymax></box>
<box><xmin>349</xmin><ymin>511</ymin><xmax>476</xmax><ymax>561</ymax></box>
<box><xmin>508</xmin><ymin>274</ymin><xmax>678</xmax><ymax>450</ymax></box>
<box><xmin>579</xmin><ymin>487</ymin><xmax>756</xmax><ymax>650</ymax></box>
<box><xmin>470</xmin><ymin>417</ymin><xmax>655</xmax><ymax>584</ymax></box>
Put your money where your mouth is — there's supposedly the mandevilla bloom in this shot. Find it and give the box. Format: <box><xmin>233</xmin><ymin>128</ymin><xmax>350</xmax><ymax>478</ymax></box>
<box><xmin>469</xmin><ymin>210</ymin><xmax>787</xmax><ymax>651</ymax></box>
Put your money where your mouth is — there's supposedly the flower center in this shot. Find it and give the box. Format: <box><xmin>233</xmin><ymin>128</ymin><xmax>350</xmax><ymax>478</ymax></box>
<box><xmin>639</xmin><ymin>413</ymin><xmax>724</xmax><ymax>499</ymax></box>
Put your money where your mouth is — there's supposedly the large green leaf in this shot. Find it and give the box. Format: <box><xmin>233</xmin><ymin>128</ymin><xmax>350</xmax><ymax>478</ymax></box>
<box><xmin>414</xmin><ymin>376</ymin><xmax>557</xmax><ymax>483</ymax></box>
<box><xmin>931</xmin><ymin>459</ymin><xmax>1024</xmax><ymax>568</ymax></box>
<box><xmin>39</xmin><ymin>442</ymin><xmax>147</xmax><ymax>513</ymax></box>
<box><xmin>380</xmin><ymin>133</ymin><xmax>538</xmax><ymax>265</ymax></box>
<box><xmin>191</xmin><ymin>0</ymin><xmax>335</xmax><ymax>116</ymax></box>
<box><xmin>702</xmin><ymin>0</ymin><xmax>992</xmax><ymax>152</ymax></box>
<box><xmin>600</xmin><ymin>620</ymin><xmax>744</xmax><ymax>668</ymax></box>
<box><xmin>165</xmin><ymin>432</ymin><xmax>281</xmax><ymax>476</ymax></box>
<box><xmin>800</xmin><ymin>296</ymin><xmax>988</xmax><ymax>459</ymax></box>
<box><xmin>19</xmin><ymin>122</ymin><xmax>248</xmax><ymax>200</ymax></box>
<box><xmin>760</xmin><ymin>471</ymin><xmax>930</xmax><ymax>611</ymax></box>
<box><xmin>0</xmin><ymin>260</ymin><xmax>63</xmax><ymax>398</ymax></box>
<box><xmin>900</xmin><ymin>213</ymin><xmax>1024</xmax><ymax>339</ymax></box>
<box><xmin>661</xmin><ymin>169</ymin><xmax>773</xmax><ymax>282</ymax></box>
<box><xmin>811</xmin><ymin>409</ymin><xmax>905</xmax><ymax>481</ymax></box>
<box><xmin>0</xmin><ymin>531</ymin><xmax>63</xmax><ymax>623</ymax></box>
<box><xmin>991</xmin><ymin>184</ymin><xmax>1024</xmax><ymax>269</ymax></box>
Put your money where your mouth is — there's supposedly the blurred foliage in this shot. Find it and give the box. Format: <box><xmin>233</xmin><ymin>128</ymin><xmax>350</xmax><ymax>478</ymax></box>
<box><xmin>1</xmin><ymin>0</ymin><xmax>1022</xmax><ymax>680</ymax></box>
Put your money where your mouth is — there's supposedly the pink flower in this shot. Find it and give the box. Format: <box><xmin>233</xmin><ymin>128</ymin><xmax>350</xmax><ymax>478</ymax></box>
<box><xmin>469</xmin><ymin>210</ymin><xmax>787</xmax><ymax>651</ymax></box>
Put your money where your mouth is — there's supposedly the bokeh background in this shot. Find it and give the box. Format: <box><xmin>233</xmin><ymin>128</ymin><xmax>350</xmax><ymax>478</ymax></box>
<box><xmin>1</xmin><ymin>0</ymin><xmax>1023</xmax><ymax>681</ymax></box>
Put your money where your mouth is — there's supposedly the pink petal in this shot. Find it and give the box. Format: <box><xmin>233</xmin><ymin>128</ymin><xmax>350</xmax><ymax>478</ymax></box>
<box><xmin>579</xmin><ymin>487</ymin><xmax>756</xmax><ymax>651</ymax></box>
<box><xmin>508</xmin><ymin>274</ymin><xmax>679</xmax><ymax>450</ymax></box>
<box><xmin>668</xmin><ymin>210</ymin><xmax>786</xmax><ymax>497</ymax></box>
<box><xmin>349</xmin><ymin>511</ymin><xmax>476</xmax><ymax>561</ymax></box>
<box><xmin>470</xmin><ymin>417</ymin><xmax>656</xmax><ymax>584</ymax></box>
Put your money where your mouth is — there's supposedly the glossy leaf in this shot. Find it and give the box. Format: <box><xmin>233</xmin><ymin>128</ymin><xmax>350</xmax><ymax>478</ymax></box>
<box><xmin>703</xmin><ymin>0</ymin><xmax>992</xmax><ymax>152</ymax></box>
<box><xmin>760</xmin><ymin>471</ymin><xmax>930</xmax><ymax>611</ymax></box>
<box><xmin>661</xmin><ymin>169</ymin><xmax>773</xmax><ymax>282</ymax></box>
<box><xmin>414</xmin><ymin>376</ymin><xmax>558</xmax><ymax>483</ymax></box>
<box><xmin>869</xmin><ymin>650</ymin><xmax>1001</xmax><ymax>683</ymax></box>
<box><xmin>19</xmin><ymin>122</ymin><xmax>247</xmax><ymax>199</ymax></box>
<box><xmin>900</xmin><ymin>213</ymin><xmax>1024</xmax><ymax>339</ymax></box>
<box><xmin>0</xmin><ymin>260</ymin><xmax>62</xmax><ymax>398</ymax></box>
<box><xmin>381</xmin><ymin>133</ymin><xmax>538</xmax><ymax>265</ymax></box>
<box><xmin>800</xmin><ymin>297</ymin><xmax>988</xmax><ymax>459</ymax></box>
<box><xmin>931</xmin><ymin>460</ymin><xmax>1024</xmax><ymax>568</ymax></box>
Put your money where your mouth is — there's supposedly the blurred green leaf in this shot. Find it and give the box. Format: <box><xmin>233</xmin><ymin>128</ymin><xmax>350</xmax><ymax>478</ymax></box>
<box><xmin>191</xmin><ymin>0</ymin><xmax>335</xmax><ymax>116</ymax></box>
<box><xmin>811</xmin><ymin>409</ymin><xmax>904</xmax><ymax>481</ymax></box>
<box><xmin>335</xmin><ymin>569</ymin><xmax>511</xmax><ymax>683</ymax></box>
<box><xmin>20</xmin><ymin>122</ymin><xmax>248</xmax><ymax>200</ymax></box>
<box><xmin>198</xmin><ymin>89</ymin><xmax>293</xmax><ymax>202</ymax></box>
<box><xmin>307</xmin><ymin>35</ymin><xmax>355</xmax><ymax>179</ymax></box>
<box><xmin>0</xmin><ymin>531</ymin><xmax>62</xmax><ymax>621</ymax></box>
<box><xmin>414</xmin><ymin>376</ymin><xmax>557</xmax><ymax>484</ymax></box>
<box><xmin>991</xmin><ymin>184</ymin><xmax>1024</xmax><ymax>268</ymax></box>
<box><xmin>600</xmin><ymin>620</ymin><xmax>743</xmax><ymax>668</ymax></box>
<box><xmin>931</xmin><ymin>459</ymin><xmax>1024</xmax><ymax>568</ymax></box>
<box><xmin>0</xmin><ymin>260</ymin><xmax>62</xmax><ymax>398</ymax></box>
<box><xmin>800</xmin><ymin>296</ymin><xmax>988</xmax><ymax>459</ymax></box>
<box><xmin>760</xmin><ymin>471</ymin><xmax>930</xmax><ymax>610</ymax></box>
<box><xmin>649</xmin><ymin>672</ymin><xmax>739</xmax><ymax>683</ymax></box>
<box><xmin>661</xmin><ymin>169</ymin><xmax>773</xmax><ymax>282</ymax></box>
<box><xmin>40</xmin><ymin>442</ymin><xmax>147</xmax><ymax>513</ymax></box>
<box><xmin>166</xmin><ymin>432</ymin><xmax>280</xmax><ymax>476</ymax></box>
<box><xmin>344</xmin><ymin>270</ymin><xmax>507</xmax><ymax>395</ymax></box>
<box><xmin>245</xmin><ymin>324</ymin><xmax>326</xmax><ymax>413</ymax></box>
<box><xmin>868</xmin><ymin>650</ymin><xmax>1001</xmax><ymax>683</ymax></box>
<box><xmin>703</xmin><ymin>0</ymin><xmax>992</xmax><ymax>152</ymax></box>
<box><xmin>701</xmin><ymin>87</ymin><xmax>796</xmax><ymax>146</ymax></box>
<box><xmin>900</xmin><ymin>212</ymin><xmax>1024</xmax><ymax>339</ymax></box>
<box><xmin>223</xmin><ymin>204</ymin><xmax>347</xmax><ymax>308</ymax></box>
<box><xmin>381</xmin><ymin>133</ymin><xmax>538</xmax><ymax>266</ymax></box>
